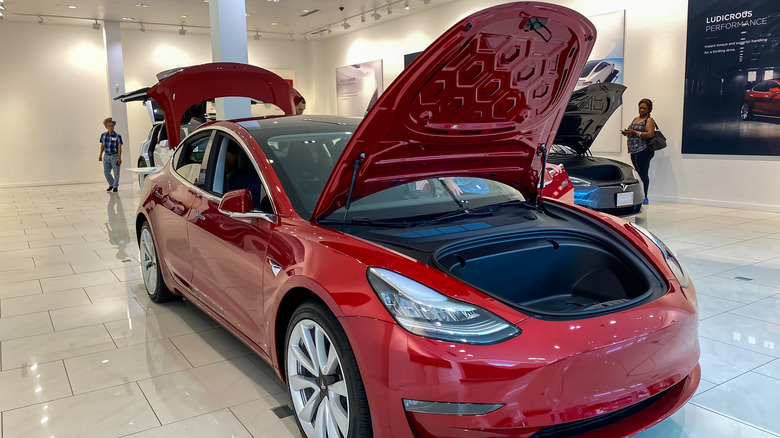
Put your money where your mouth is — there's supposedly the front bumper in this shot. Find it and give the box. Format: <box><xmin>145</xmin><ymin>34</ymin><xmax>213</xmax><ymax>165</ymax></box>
<box><xmin>341</xmin><ymin>287</ymin><xmax>699</xmax><ymax>438</ymax></box>
<box><xmin>573</xmin><ymin>181</ymin><xmax>644</xmax><ymax>212</ymax></box>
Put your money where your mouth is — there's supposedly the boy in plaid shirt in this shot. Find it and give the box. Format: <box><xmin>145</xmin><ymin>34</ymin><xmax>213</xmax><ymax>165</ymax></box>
<box><xmin>99</xmin><ymin>117</ymin><xmax>123</xmax><ymax>192</ymax></box>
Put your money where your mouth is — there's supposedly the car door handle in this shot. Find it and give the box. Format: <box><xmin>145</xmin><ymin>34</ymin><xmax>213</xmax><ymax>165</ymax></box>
<box><xmin>153</xmin><ymin>188</ymin><xmax>163</xmax><ymax>199</ymax></box>
<box><xmin>193</xmin><ymin>209</ymin><xmax>205</xmax><ymax>220</ymax></box>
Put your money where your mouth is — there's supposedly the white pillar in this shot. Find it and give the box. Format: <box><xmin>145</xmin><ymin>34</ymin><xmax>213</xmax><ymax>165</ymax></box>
<box><xmin>209</xmin><ymin>0</ymin><xmax>251</xmax><ymax>119</ymax></box>
<box><xmin>103</xmin><ymin>21</ymin><xmax>130</xmax><ymax>165</ymax></box>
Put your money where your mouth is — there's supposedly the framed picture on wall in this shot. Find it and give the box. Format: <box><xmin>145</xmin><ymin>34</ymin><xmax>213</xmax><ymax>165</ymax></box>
<box><xmin>682</xmin><ymin>0</ymin><xmax>780</xmax><ymax>155</ymax></box>
<box><xmin>336</xmin><ymin>60</ymin><xmax>384</xmax><ymax>117</ymax></box>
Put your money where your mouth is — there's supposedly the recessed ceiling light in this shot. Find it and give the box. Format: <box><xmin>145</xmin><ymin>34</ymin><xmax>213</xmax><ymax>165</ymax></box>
<box><xmin>180</xmin><ymin>15</ymin><xmax>187</xmax><ymax>18</ymax></box>
<box><xmin>271</xmin><ymin>22</ymin><xmax>277</xmax><ymax>25</ymax></box>
<box><xmin>122</xmin><ymin>17</ymin><xmax>134</xmax><ymax>20</ymax></box>
<box><xmin>245</xmin><ymin>13</ymin><xmax>250</xmax><ymax>16</ymax></box>
<box><xmin>302</xmin><ymin>9</ymin><xmax>309</xmax><ymax>13</ymax></box>
<box><xmin>136</xmin><ymin>3</ymin><xmax>150</xmax><ymax>7</ymax></box>
<box><xmin>68</xmin><ymin>5</ymin><xmax>77</xmax><ymax>9</ymax></box>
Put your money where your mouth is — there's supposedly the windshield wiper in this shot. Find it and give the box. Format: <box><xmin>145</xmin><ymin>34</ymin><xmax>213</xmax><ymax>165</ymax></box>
<box><xmin>421</xmin><ymin>206</ymin><xmax>495</xmax><ymax>225</ymax></box>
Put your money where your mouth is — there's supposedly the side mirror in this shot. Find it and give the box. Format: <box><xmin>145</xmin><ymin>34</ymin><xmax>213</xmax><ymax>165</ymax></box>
<box><xmin>218</xmin><ymin>189</ymin><xmax>254</xmax><ymax>214</ymax></box>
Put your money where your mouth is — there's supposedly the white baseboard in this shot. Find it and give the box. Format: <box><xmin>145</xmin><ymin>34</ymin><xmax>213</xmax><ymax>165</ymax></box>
<box><xmin>651</xmin><ymin>195</ymin><xmax>780</xmax><ymax>213</ymax></box>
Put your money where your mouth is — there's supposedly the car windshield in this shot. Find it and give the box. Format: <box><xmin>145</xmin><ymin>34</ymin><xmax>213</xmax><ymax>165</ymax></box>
<box><xmin>246</xmin><ymin>119</ymin><xmax>525</xmax><ymax>221</ymax></box>
<box><xmin>549</xmin><ymin>144</ymin><xmax>576</xmax><ymax>155</ymax></box>
<box><xmin>321</xmin><ymin>177</ymin><xmax>524</xmax><ymax>225</ymax></box>
<box><xmin>247</xmin><ymin>121</ymin><xmax>355</xmax><ymax>217</ymax></box>
<box><xmin>580</xmin><ymin>60</ymin><xmax>599</xmax><ymax>77</ymax></box>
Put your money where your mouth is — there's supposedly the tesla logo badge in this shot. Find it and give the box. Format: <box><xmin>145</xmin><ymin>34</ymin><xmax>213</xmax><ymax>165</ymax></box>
<box><xmin>620</xmin><ymin>184</ymin><xmax>628</xmax><ymax>191</ymax></box>
<box><xmin>269</xmin><ymin>259</ymin><xmax>282</xmax><ymax>277</ymax></box>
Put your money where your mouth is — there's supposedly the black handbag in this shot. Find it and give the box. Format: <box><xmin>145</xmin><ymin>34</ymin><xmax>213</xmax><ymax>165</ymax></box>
<box><xmin>647</xmin><ymin>121</ymin><xmax>667</xmax><ymax>151</ymax></box>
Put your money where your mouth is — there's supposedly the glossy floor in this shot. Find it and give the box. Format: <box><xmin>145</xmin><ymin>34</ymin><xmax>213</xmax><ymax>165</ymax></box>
<box><xmin>1</xmin><ymin>182</ymin><xmax>779</xmax><ymax>438</ymax></box>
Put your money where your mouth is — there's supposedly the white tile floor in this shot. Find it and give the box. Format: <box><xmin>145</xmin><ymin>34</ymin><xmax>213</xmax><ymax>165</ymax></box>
<box><xmin>1</xmin><ymin>181</ymin><xmax>780</xmax><ymax>437</ymax></box>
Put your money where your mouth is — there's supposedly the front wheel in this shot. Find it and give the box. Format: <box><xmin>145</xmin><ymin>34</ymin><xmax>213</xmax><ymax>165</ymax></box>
<box><xmin>139</xmin><ymin>222</ymin><xmax>174</xmax><ymax>302</ymax></box>
<box><xmin>740</xmin><ymin>102</ymin><xmax>752</xmax><ymax>120</ymax></box>
<box><xmin>285</xmin><ymin>301</ymin><xmax>372</xmax><ymax>438</ymax></box>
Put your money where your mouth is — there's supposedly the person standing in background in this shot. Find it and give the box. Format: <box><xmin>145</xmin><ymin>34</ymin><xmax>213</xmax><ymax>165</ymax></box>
<box><xmin>99</xmin><ymin>117</ymin><xmax>123</xmax><ymax>192</ymax></box>
<box><xmin>622</xmin><ymin>98</ymin><xmax>655</xmax><ymax>205</ymax></box>
<box><xmin>295</xmin><ymin>96</ymin><xmax>306</xmax><ymax>115</ymax></box>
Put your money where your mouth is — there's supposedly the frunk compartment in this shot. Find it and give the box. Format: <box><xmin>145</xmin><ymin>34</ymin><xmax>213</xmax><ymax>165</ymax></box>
<box><xmin>435</xmin><ymin>231</ymin><xmax>651</xmax><ymax>316</ymax></box>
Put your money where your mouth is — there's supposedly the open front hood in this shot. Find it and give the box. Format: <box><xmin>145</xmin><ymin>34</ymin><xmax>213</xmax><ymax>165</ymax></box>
<box><xmin>312</xmin><ymin>2</ymin><xmax>596</xmax><ymax>220</ymax></box>
<box><xmin>553</xmin><ymin>82</ymin><xmax>626</xmax><ymax>154</ymax></box>
<box><xmin>145</xmin><ymin>62</ymin><xmax>301</xmax><ymax>148</ymax></box>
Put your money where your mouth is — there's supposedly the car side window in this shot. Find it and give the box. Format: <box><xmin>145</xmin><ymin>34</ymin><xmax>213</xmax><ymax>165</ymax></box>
<box><xmin>754</xmin><ymin>81</ymin><xmax>770</xmax><ymax>92</ymax></box>
<box><xmin>204</xmin><ymin>133</ymin><xmax>272</xmax><ymax>213</ymax></box>
<box><xmin>172</xmin><ymin>132</ymin><xmax>212</xmax><ymax>187</ymax></box>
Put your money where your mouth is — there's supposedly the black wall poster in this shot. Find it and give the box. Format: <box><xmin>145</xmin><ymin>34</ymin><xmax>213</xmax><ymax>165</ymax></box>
<box><xmin>683</xmin><ymin>0</ymin><xmax>780</xmax><ymax>155</ymax></box>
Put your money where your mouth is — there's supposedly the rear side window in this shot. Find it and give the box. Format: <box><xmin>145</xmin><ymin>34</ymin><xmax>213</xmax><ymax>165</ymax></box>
<box><xmin>753</xmin><ymin>81</ymin><xmax>772</xmax><ymax>92</ymax></box>
<box><xmin>172</xmin><ymin>132</ymin><xmax>212</xmax><ymax>187</ymax></box>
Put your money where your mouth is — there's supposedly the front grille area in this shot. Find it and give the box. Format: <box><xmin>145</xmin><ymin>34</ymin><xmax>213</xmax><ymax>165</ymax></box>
<box><xmin>530</xmin><ymin>387</ymin><xmax>673</xmax><ymax>438</ymax></box>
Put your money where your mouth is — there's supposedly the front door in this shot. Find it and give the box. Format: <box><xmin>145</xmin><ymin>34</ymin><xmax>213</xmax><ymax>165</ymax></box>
<box><xmin>187</xmin><ymin>131</ymin><xmax>273</xmax><ymax>350</ymax></box>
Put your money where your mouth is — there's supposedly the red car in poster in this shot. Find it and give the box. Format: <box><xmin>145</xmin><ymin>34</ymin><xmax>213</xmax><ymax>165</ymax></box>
<box><xmin>136</xmin><ymin>3</ymin><xmax>699</xmax><ymax>437</ymax></box>
<box><xmin>740</xmin><ymin>78</ymin><xmax>780</xmax><ymax>120</ymax></box>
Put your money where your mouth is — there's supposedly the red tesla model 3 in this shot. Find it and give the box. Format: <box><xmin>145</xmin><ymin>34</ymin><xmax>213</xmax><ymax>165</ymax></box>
<box><xmin>135</xmin><ymin>3</ymin><xmax>700</xmax><ymax>437</ymax></box>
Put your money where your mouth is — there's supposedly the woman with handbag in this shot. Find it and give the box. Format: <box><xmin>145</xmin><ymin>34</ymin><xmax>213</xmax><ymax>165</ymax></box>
<box><xmin>621</xmin><ymin>98</ymin><xmax>655</xmax><ymax>205</ymax></box>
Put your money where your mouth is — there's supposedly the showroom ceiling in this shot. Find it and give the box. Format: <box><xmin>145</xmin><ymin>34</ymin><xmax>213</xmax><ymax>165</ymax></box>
<box><xmin>0</xmin><ymin>0</ymin><xmax>455</xmax><ymax>39</ymax></box>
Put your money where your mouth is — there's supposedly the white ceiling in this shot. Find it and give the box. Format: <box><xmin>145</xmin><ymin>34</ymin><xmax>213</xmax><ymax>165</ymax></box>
<box><xmin>0</xmin><ymin>0</ymin><xmax>454</xmax><ymax>39</ymax></box>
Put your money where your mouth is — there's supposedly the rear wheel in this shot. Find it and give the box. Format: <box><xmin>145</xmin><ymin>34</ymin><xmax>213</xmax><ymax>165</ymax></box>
<box><xmin>137</xmin><ymin>157</ymin><xmax>147</xmax><ymax>167</ymax></box>
<box><xmin>285</xmin><ymin>301</ymin><xmax>372</xmax><ymax>438</ymax></box>
<box><xmin>139</xmin><ymin>222</ymin><xmax>174</xmax><ymax>302</ymax></box>
<box><xmin>740</xmin><ymin>102</ymin><xmax>753</xmax><ymax>120</ymax></box>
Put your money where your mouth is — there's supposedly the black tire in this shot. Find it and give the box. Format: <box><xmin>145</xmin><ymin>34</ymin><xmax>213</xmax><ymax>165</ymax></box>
<box><xmin>138</xmin><ymin>222</ymin><xmax>175</xmax><ymax>302</ymax></box>
<box><xmin>285</xmin><ymin>301</ymin><xmax>372</xmax><ymax>438</ymax></box>
<box><xmin>137</xmin><ymin>157</ymin><xmax>147</xmax><ymax>167</ymax></box>
<box><xmin>740</xmin><ymin>102</ymin><xmax>753</xmax><ymax>121</ymax></box>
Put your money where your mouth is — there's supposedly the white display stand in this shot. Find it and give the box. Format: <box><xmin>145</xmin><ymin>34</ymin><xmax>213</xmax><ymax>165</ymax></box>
<box><xmin>126</xmin><ymin>167</ymin><xmax>162</xmax><ymax>189</ymax></box>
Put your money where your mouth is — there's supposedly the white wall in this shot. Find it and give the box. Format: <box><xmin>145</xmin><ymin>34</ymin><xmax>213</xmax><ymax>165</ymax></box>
<box><xmin>0</xmin><ymin>21</ymin><xmax>110</xmax><ymax>187</ymax></box>
<box><xmin>1</xmin><ymin>1</ymin><xmax>778</xmax><ymax>211</ymax></box>
<box><xmin>0</xmin><ymin>23</ymin><xmax>309</xmax><ymax>187</ymax></box>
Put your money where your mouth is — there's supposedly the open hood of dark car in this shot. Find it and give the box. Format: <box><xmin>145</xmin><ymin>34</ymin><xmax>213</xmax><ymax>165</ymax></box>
<box><xmin>311</xmin><ymin>2</ymin><xmax>596</xmax><ymax>221</ymax></box>
<box><xmin>553</xmin><ymin>82</ymin><xmax>626</xmax><ymax>155</ymax></box>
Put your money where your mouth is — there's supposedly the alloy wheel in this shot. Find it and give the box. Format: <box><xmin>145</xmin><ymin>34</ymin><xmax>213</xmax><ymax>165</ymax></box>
<box><xmin>740</xmin><ymin>102</ymin><xmax>750</xmax><ymax>120</ymax></box>
<box><xmin>287</xmin><ymin>319</ymin><xmax>350</xmax><ymax>438</ymax></box>
<box><xmin>139</xmin><ymin>227</ymin><xmax>158</xmax><ymax>294</ymax></box>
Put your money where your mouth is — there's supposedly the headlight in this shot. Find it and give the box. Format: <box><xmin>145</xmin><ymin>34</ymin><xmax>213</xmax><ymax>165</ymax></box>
<box><xmin>569</xmin><ymin>176</ymin><xmax>592</xmax><ymax>187</ymax></box>
<box><xmin>630</xmin><ymin>223</ymin><xmax>690</xmax><ymax>288</ymax></box>
<box><xmin>632</xmin><ymin>168</ymin><xmax>641</xmax><ymax>180</ymax></box>
<box><xmin>367</xmin><ymin>267</ymin><xmax>520</xmax><ymax>344</ymax></box>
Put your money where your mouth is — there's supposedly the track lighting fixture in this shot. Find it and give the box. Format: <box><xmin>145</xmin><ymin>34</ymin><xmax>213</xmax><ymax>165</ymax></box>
<box><xmin>92</xmin><ymin>20</ymin><xmax>101</xmax><ymax>30</ymax></box>
<box><xmin>253</xmin><ymin>32</ymin><xmax>260</xmax><ymax>40</ymax></box>
<box><xmin>387</xmin><ymin>5</ymin><xmax>392</xmax><ymax>15</ymax></box>
<box><xmin>342</xmin><ymin>20</ymin><xmax>351</xmax><ymax>30</ymax></box>
<box><xmin>178</xmin><ymin>25</ymin><xmax>186</xmax><ymax>35</ymax></box>
<box><xmin>422</xmin><ymin>0</ymin><xmax>431</xmax><ymax>4</ymax></box>
<box><xmin>327</xmin><ymin>25</ymin><xmax>332</xmax><ymax>34</ymax></box>
<box><xmin>139</xmin><ymin>23</ymin><xmax>145</xmax><ymax>32</ymax></box>
<box><xmin>38</xmin><ymin>16</ymin><xmax>44</xmax><ymax>24</ymax></box>
<box><xmin>289</xmin><ymin>34</ymin><xmax>294</xmax><ymax>42</ymax></box>
<box><xmin>372</xmin><ymin>10</ymin><xmax>381</xmax><ymax>20</ymax></box>
<box><xmin>361</xmin><ymin>13</ymin><xmax>366</xmax><ymax>23</ymax></box>
<box><xmin>404</xmin><ymin>0</ymin><xmax>410</xmax><ymax>9</ymax></box>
